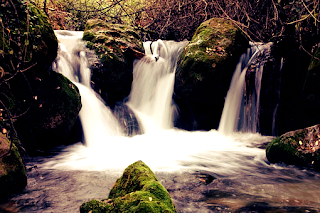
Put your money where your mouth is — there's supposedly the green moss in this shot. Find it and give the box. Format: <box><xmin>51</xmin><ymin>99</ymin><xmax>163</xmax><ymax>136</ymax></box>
<box><xmin>266</xmin><ymin>124</ymin><xmax>320</xmax><ymax>170</ymax></box>
<box><xmin>82</xmin><ymin>19</ymin><xmax>144</xmax><ymax>106</ymax></box>
<box><xmin>109</xmin><ymin>161</ymin><xmax>158</xmax><ymax>198</ymax></box>
<box><xmin>80</xmin><ymin>161</ymin><xmax>177</xmax><ymax>213</ymax></box>
<box><xmin>0</xmin><ymin>133</ymin><xmax>27</xmax><ymax>198</ymax></box>
<box><xmin>174</xmin><ymin>17</ymin><xmax>248</xmax><ymax>130</ymax></box>
<box><xmin>82</xmin><ymin>31</ymin><xmax>95</xmax><ymax>41</ymax></box>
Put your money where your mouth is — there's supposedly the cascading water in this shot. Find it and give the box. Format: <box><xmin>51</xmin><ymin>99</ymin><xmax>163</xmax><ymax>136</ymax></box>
<box><xmin>54</xmin><ymin>30</ymin><xmax>123</xmax><ymax>147</ymax></box>
<box><xmin>11</xmin><ymin>31</ymin><xmax>320</xmax><ymax>213</ymax></box>
<box><xmin>218</xmin><ymin>42</ymin><xmax>273</xmax><ymax>135</ymax></box>
<box><xmin>127</xmin><ymin>40</ymin><xmax>188</xmax><ymax>132</ymax></box>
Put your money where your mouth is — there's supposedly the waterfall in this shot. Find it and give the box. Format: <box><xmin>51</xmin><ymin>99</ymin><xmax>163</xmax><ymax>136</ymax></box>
<box><xmin>53</xmin><ymin>30</ymin><xmax>123</xmax><ymax>146</ymax></box>
<box><xmin>127</xmin><ymin>40</ymin><xmax>188</xmax><ymax>132</ymax></box>
<box><xmin>218</xmin><ymin>42</ymin><xmax>273</xmax><ymax>135</ymax></box>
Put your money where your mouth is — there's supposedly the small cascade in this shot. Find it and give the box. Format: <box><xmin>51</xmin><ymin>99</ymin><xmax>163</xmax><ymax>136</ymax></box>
<box><xmin>53</xmin><ymin>30</ymin><xmax>123</xmax><ymax>146</ymax></box>
<box><xmin>218</xmin><ymin>42</ymin><xmax>273</xmax><ymax>135</ymax></box>
<box><xmin>127</xmin><ymin>40</ymin><xmax>188</xmax><ymax>132</ymax></box>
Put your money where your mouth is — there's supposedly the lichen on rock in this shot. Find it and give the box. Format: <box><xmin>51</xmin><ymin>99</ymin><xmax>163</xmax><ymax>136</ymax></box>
<box><xmin>80</xmin><ymin>161</ymin><xmax>177</xmax><ymax>213</ymax></box>
<box><xmin>174</xmin><ymin>18</ymin><xmax>248</xmax><ymax>130</ymax></box>
<box><xmin>266</xmin><ymin>124</ymin><xmax>320</xmax><ymax>170</ymax></box>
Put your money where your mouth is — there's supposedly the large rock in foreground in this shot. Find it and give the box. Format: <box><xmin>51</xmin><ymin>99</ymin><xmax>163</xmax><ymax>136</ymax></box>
<box><xmin>83</xmin><ymin>19</ymin><xmax>144</xmax><ymax>107</ymax></box>
<box><xmin>174</xmin><ymin>18</ymin><xmax>248</xmax><ymax>130</ymax></box>
<box><xmin>80</xmin><ymin>161</ymin><xmax>177</xmax><ymax>213</ymax></box>
<box><xmin>0</xmin><ymin>134</ymin><xmax>27</xmax><ymax>198</ymax></box>
<box><xmin>266</xmin><ymin>124</ymin><xmax>320</xmax><ymax>170</ymax></box>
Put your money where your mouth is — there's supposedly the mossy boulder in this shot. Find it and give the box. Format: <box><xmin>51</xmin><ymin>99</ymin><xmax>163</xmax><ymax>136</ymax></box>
<box><xmin>0</xmin><ymin>133</ymin><xmax>27</xmax><ymax>198</ymax></box>
<box><xmin>83</xmin><ymin>19</ymin><xmax>144</xmax><ymax>107</ymax></box>
<box><xmin>266</xmin><ymin>124</ymin><xmax>320</xmax><ymax>170</ymax></box>
<box><xmin>14</xmin><ymin>71</ymin><xmax>82</xmax><ymax>151</ymax></box>
<box><xmin>174</xmin><ymin>18</ymin><xmax>248</xmax><ymax>130</ymax></box>
<box><xmin>80</xmin><ymin>161</ymin><xmax>177</xmax><ymax>213</ymax></box>
<box><xmin>0</xmin><ymin>0</ymin><xmax>58</xmax><ymax>74</ymax></box>
<box><xmin>0</xmin><ymin>0</ymin><xmax>81</xmax><ymax>151</ymax></box>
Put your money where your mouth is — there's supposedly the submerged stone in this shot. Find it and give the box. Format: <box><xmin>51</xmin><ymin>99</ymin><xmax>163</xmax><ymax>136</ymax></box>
<box><xmin>266</xmin><ymin>124</ymin><xmax>320</xmax><ymax>170</ymax></box>
<box><xmin>174</xmin><ymin>18</ymin><xmax>248</xmax><ymax>130</ymax></box>
<box><xmin>0</xmin><ymin>134</ymin><xmax>27</xmax><ymax>198</ymax></box>
<box><xmin>83</xmin><ymin>19</ymin><xmax>144</xmax><ymax>107</ymax></box>
<box><xmin>80</xmin><ymin>161</ymin><xmax>177</xmax><ymax>213</ymax></box>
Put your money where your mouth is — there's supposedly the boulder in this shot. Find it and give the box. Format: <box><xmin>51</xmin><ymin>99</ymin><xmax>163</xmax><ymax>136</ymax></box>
<box><xmin>83</xmin><ymin>19</ymin><xmax>144</xmax><ymax>107</ymax></box>
<box><xmin>174</xmin><ymin>18</ymin><xmax>248</xmax><ymax>130</ymax></box>
<box><xmin>0</xmin><ymin>0</ymin><xmax>81</xmax><ymax>151</ymax></box>
<box><xmin>80</xmin><ymin>161</ymin><xmax>177</xmax><ymax>213</ymax></box>
<box><xmin>0</xmin><ymin>134</ymin><xmax>27</xmax><ymax>198</ymax></box>
<box><xmin>0</xmin><ymin>0</ymin><xmax>58</xmax><ymax>74</ymax></box>
<box><xmin>14</xmin><ymin>72</ymin><xmax>82</xmax><ymax>151</ymax></box>
<box><xmin>266</xmin><ymin>124</ymin><xmax>320</xmax><ymax>170</ymax></box>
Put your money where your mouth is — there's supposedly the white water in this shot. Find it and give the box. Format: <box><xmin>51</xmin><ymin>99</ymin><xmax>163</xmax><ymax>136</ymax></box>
<box><xmin>53</xmin><ymin>30</ymin><xmax>123</xmax><ymax>147</ymax></box>
<box><xmin>219</xmin><ymin>42</ymin><xmax>273</xmax><ymax>135</ymax></box>
<box><xmin>127</xmin><ymin>40</ymin><xmax>188</xmax><ymax>132</ymax></box>
<box><xmin>47</xmin><ymin>31</ymin><xmax>274</xmax><ymax>174</ymax></box>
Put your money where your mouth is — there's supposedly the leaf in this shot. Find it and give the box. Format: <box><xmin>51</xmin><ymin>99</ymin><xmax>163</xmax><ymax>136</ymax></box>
<box><xmin>0</xmin><ymin>66</ymin><xmax>4</xmax><ymax>78</ymax></box>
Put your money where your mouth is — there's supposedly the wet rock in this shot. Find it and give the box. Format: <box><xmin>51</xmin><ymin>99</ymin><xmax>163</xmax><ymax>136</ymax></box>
<box><xmin>113</xmin><ymin>103</ymin><xmax>142</xmax><ymax>136</ymax></box>
<box><xmin>14</xmin><ymin>72</ymin><xmax>82</xmax><ymax>151</ymax></box>
<box><xmin>266</xmin><ymin>124</ymin><xmax>320</xmax><ymax>170</ymax></box>
<box><xmin>0</xmin><ymin>134</ymin><xmax>27</xmax><ymax>198</ymax></box>
<box><xmin>80</xmin><ymin>161</ymin><xmax>177</xmax><ymax>213</ymax></box>
<box><xmin>83</xmin><ymin>19</ymin><xmax>144</xmax><ymax>107</ymax></box>
<box><xmin>174</xmin><ymin>18</ymin><xmax>248</xmax><ymax>130</ymax></box>
<box><xmin>0</xmin><ymin>0</ymin><xmax>80</xmax><ymax>151</ymax></box>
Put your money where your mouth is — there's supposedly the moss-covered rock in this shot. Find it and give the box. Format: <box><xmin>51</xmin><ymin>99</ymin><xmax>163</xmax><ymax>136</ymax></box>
<box><xmin>0</xmin><ymin>133</ymin><xmax>27</xmax><ymax>198</ymax></box>
<box><xmin>80</xmin><ymin>161</ymin><xmax>177</xmax><ymax>213</ymax></box>
<box><xmin>0</xmin><ymin>0</ymin><xmax>58</xmax><ymax>75</ymax></box>
<box><xmin>83</xmin><ymin>19</ymin><xmax>144</xmax><ymax>107</ymax></box>
<box><xmin>14</xmin><ymin>71</ymin><xmax>82</xmax><ymax>151</ymax></box>
<box><xmin>0</xmin><ymin>0</ymin><xmax>80</xmax><ymax>151</ymax></box>
<box><xmin>266</xmin><ymin>124</ymin><xmax>320</xmax><ymax>170</ymax></box>
<box><xmin>174</xmin><ymin>18</ymin><xmax>248</xmax><ymax>130</ymax></box>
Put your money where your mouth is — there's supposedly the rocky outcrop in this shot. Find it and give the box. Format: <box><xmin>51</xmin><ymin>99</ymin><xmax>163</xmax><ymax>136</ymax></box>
<box><xmin>266</xmin><ymin>124</ymin><xmax>320</xmax><ymax>170</ymax></box>
<box><xmin>0</xmin><ymin>0</ymin><xmax>81</xmax><ymax>151</ymax></box>
<box><xmin>83</xmin><ymin>19</ymin><xmax>144</xmax><ymax>107</ymax></box>
<box><xmin>80</xmin><ymin>161</ymin><xmax>177</xmax><ymax>213</ymax></box>
<box><xmin>0</xmin><ymin>134</ymin><xmax>27</xmax><ymax>198</ymax></box>
<box><xmin>291</xmin><ymin>45</ymin><xmax>320</xmax><ymax>131</ymax></box>
<box><xmin>174</xmin><ymin>18</ymin><xmax>248</xmax><ymax>130</ymax></box>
